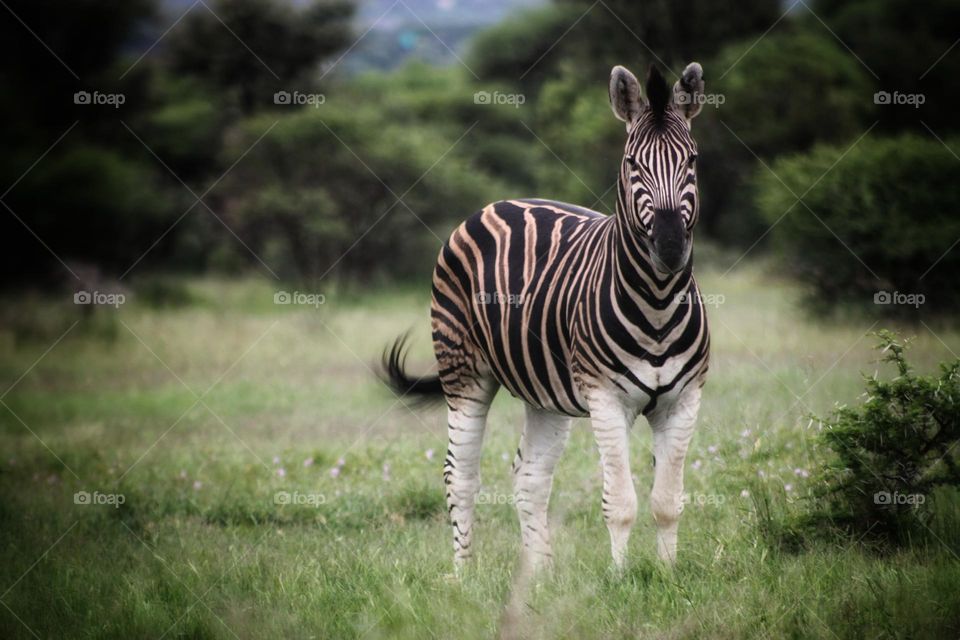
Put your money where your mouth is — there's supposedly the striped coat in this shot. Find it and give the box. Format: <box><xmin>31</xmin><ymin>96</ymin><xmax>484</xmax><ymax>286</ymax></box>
<box><xmin>431</xmin><ymin>197</ymin><xmax>709</xmax><ymax>418</ymax></box>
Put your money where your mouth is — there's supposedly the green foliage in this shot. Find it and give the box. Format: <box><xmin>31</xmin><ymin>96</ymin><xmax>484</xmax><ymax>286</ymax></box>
<box><xmin>697</xmin><ymin>29</ymin><xmax>874</xmax><ymax>244</ymax></box>
<box><xmin>813</xmin><ymin>0</ymin><xmax>960</xmax><ymax>134</ymax></box>
<box><xmin>468</xmin><ymin>5</ymin><xmax>583</xmax><ymax>89</ymax></box>
<box><xmin>218</xmin><ymin>98</ymin><xmax>510</xmax><ymax>281</ymax></box>
<box><xmin>530</xmin><ymin>70</ymin><xmax>623</xmax><ymax>210</ymax></box>
<box><xmin>710</xmin><ymin>30</ymin><xmax>873</xmax><ymax>157</ymax></box>
<box><xmin>11</xmin><ymin>145</ymin><xmax>177</xmax><ymax>275</ymax></box>
<box><xmin>553</xmin><ymin>0</ymin><xmax>783</xmax><ymax>75</ymax></box>
<box><xmin>806</xmin><ymin>331</ymin><xmax>960</xmax><ymax>544</ymax></box>
<box><xmin>755</xmin><ymin>135</ymin><xmax>960</xmax><ymax>313</ymax></box>
<box><xmin>166</xmin><ymin>0</ymin><xmax>353</xmax><ymax>114</ymax></box>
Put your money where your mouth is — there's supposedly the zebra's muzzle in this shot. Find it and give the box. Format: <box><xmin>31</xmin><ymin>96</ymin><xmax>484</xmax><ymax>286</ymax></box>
<box><xmin>650</xmin><ymin>209</ymin><xmax>690</xmax><ymax>275</ymax></box>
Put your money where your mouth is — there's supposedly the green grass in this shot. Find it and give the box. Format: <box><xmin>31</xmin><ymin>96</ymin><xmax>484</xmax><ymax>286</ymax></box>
<box><xmin>1</xmin><ymin>260</ymin><xmax>959</xmax><ymax>639</ymax></box>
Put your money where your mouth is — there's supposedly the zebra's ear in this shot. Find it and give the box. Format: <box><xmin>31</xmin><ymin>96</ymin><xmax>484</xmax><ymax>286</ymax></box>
<box><xmin>609</xmin><ymin>65</ymin><xmax>643</xmax><ymax>127</ymax></box>
<box><xmin>673</xmin><ymin>62</ymin><xmax>705</xmax><ymax>122</ymax></box>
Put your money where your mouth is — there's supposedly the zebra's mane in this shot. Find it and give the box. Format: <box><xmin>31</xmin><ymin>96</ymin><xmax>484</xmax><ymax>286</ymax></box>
<box><xmin>645</xmin><ymin>65</ymin><xmax>671</xmax><ymax>126</ymax></box>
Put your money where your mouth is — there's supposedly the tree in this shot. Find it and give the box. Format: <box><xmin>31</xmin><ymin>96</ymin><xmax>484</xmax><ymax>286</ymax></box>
<box><xmin>165</xmin><ymin>0</ymin><xmax>354</xmax><ymax>114</ymax></box>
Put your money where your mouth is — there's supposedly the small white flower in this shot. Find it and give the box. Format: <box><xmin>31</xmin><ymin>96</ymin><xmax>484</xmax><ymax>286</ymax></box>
<box><xmin>740</xmin><ymin>489</ymin><xmax>750</xmax><ymax>498</ymax></box>
<box><xmin>425</xmin><ymin>449</ymin><xmax>435</xmax><ymax>461</ymax></box>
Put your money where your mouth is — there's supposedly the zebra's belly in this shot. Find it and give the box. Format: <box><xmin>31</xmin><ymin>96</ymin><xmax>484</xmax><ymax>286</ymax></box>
<box><xmin>486</xmin><ymin>340</ymin><xmax>700</xmax><ymax>419</ymax></box>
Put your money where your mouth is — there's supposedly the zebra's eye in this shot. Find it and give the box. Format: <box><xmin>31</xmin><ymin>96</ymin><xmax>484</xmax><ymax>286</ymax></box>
<box><xmin>625</xmin><ymin>156</ymin><xmax>638</xmax><ymax>168</ymax></box>
<box><xmin>687</xmin><ymin>154</ymin><xmax>698</xmax><ymax>169</ymax></box>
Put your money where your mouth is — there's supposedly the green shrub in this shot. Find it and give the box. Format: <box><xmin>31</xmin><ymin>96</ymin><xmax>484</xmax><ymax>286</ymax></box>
<box><xmin>698</xmin><ymin>29</ymin><xmax>874</xmax><ymax>245</ymax></box>
<box><xmin>757</xmin><ymin>135</ymin><xmax>960</xmax><ymax>313</ymax></box>
<box><xmin>219</xmin><ymin>100</ymin><xmax>510</xmax><ymax>282</ymax></box>
<box><xmin>805</xmin><ymin>331</ymin><xmax>960</xmax><ymax>544</ymax></box>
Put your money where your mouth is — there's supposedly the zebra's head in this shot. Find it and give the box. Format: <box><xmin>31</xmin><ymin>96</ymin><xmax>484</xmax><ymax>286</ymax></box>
<box><xmin>609</xmin><ymin>62</ymin><xmax>705</xmax><ymax>275</ymax></box>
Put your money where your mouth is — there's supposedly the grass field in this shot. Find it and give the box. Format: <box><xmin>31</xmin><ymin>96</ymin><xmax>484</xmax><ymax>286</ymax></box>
<box><xmin>1</xmin><ymin>257</ymin><xmax>959</xmax><ymax>639</ymax></box>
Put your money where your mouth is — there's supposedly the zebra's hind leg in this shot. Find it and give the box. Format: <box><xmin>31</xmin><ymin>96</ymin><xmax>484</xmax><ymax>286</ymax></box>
<box><xmin>647</xmin><ymin>384</ymin><xmax>702</xmax><ymax>564</ymax></box>
<box><xmin>513</xmin><ymin>405</ymin><xmax>572</xmax><ymax>574</ymax></box>
<box><xmin>444</xmin><ymin>377</ymin><xmax>498</xmax><ymax>571</ymax></box>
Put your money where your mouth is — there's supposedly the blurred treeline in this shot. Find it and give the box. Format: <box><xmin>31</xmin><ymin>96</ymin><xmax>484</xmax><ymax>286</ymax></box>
<box><xmin>2</xmin><ymin>0</ymin><xmax>958</xmax><ymax>309</ymax></box>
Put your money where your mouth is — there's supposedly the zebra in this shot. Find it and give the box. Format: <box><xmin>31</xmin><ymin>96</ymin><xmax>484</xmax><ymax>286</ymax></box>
<box><xmin>381</xmin><ymin>62</ymin><xmax>710</xmax><ymax>573</ymax></box>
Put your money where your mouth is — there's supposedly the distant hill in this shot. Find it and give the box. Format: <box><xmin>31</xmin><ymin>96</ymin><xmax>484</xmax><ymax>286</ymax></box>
<box><xmin>355</xmin><ymin>0</ymin><xmax>546</xmax><ymax>29</ymax></box>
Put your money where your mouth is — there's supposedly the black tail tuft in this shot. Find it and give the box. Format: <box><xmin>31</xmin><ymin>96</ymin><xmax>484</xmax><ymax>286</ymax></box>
<box><xmin>378</xmin><ymin>332</ymin><xmax>445</xmax><ymax>407</ymax></box>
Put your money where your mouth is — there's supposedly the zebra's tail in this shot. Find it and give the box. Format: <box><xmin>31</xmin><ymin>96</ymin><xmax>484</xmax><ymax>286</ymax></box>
<box><xmin>379</xmin><ymin>333</ymin><xmax>445</xmax><ymax>407</ymax></box>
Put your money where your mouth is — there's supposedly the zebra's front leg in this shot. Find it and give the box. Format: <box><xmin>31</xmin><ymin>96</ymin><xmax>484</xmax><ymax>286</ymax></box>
<box><xmin>513</xmin><ymin>405</ymin><xmax>572</xmax><ymax>574</ymax></box>
<box><xmin>589</xmin><ymin>393</ymin><xmax>638</xmax><ymax>570</ymax></box>
<box><xmin>444</xmin><ymin>394</ymin><xmax>493</xmax><ymax>571</ymax></box>
<box><xmin>647</xmin><ymin>384</ymin><xmax>702</xmax><ymax>564</ymax></box>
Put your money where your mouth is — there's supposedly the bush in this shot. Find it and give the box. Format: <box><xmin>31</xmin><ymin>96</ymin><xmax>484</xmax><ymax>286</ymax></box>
<box><xmin>697</xmin><ymin>29</ymin><xmax>874</xmax><ymax>245</ymax></box>
<box><xmin>218</xmin><ymin>98</ymin><xmax>511</xmax><ymax>282</ymax></box>
<box><xmin>756</xmin><ymin>134</ymin><xmax>960</xmax><ymax>314</ymax></box>
<box><xmin>805</xmin><ymin>331</ymin><xmax>960</xmax><ymax>544</ymax></box>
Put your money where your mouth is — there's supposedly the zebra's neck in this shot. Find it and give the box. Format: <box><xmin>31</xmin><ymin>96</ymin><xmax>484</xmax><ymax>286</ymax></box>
<box><xmin>607</xmin><ymin>203</ymin><xmax>694</xmax><ymax>317</ymax></box>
